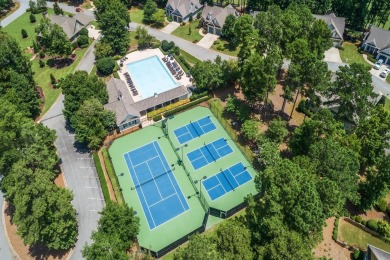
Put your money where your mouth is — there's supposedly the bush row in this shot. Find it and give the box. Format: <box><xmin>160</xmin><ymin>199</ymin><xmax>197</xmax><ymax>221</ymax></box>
<box><xmin>190</xmin><ymin>91</ymin><xmax>209</xmax><ymax>101</ymax></box>
<box><xmin>174</xmin><ymin>53</ymin><xmax>190</xmax><ymax>73</ymax></box>
<box><xmin>153</xmin><ymin>114</ymin><xmax>162</xmax><ymax>122</ymax></box>
<box><xmin>101</xmin><ymin>148</ymin><xmax>124</xmax><ymax>205</ymax></box>
<box><xmin>26</xmin><ymin>7</ymin><xmax>47</xmax><ymax>14</ymax></box>
<box><xmin>147</xmin><ymin>99</ymin><xmax>189</xmax><ymax>118</ymax></box>
<box><xmin>332</xmin><ymin>217</ymin><xmax>339</xmax><ymax>241</ymax></box>
<box><xmin>163</xmin><ymin>96</ymin><xmax>210</xmax><ymax>117</ymax></box>
<box><xmin>92</xmin><ymin>153</ymin><xmax>110</xmax><ymax>202</ymax></box>
<box><xmin>350</xmin><ymin>216</ymin><xmax>390</xmax><ymax>242</ymax></box>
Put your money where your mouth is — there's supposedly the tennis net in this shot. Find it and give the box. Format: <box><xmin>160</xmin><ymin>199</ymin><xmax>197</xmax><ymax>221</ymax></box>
<box><xmin>132</xmin><ymin>169</ymin><xmax>172</xmax><ymax>189</ymax></box>
<box><xmin>190</xmin><ymin>121</ymin><xmax>202</xmax><ymax>137</ymax></box>
<box><xmin>204</xmin><ymin>143</ymin><xmax>218</xmax><ymax>161</ymax></box>
<box><xmin>221</xmin><ymin>170</ymin><xmax>235</xmax><ymax>190</ymax></box>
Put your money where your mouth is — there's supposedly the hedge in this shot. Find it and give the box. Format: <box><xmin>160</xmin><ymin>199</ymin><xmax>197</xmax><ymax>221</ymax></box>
<box><xmin>92</xmin><ymin>153</ymin><xmax>110</xmax><ymax>202</ymax></box>
<box><xmin>367</xmin><ymin>219</ymin><xmax>378</xmax><ymax>231</ymax></box>
<box><xmin>163</xmin><ymin>96</ymin><xmax>210</xmax><ymax>117</ymax></box>
<box><xmin>147</xmin><ymin>99</ymin><xmax>189</xmax><ymax>118</ymax></box>
<box><xmin>190</xmin><ymin>91</ymin><xmax>209</xmax><ymax>101</ymax></box>
<box><xmin>332</xmin><ymin>217</ymin><xmax>339</xmax><ymax>241</ymax></box>
<box><xmin>153</xmin><ymin>114</ymin><xmax>162</xmax><ymax>122</ymax></box>
<box><xmin>102</xmin><ymin>147</ymin><xmax>124</xmax><ymax>205</ymax></box>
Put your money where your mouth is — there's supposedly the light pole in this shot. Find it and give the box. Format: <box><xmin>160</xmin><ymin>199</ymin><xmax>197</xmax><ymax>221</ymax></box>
<box><xmin>193</xmin><ymin>176</ymin><xmax>207</xmax><ymax>199</ymax></box>
<box><xmin>176</xmin><ymin>144</ymin><xmax>188</xmax><ymax>165</ymax></box>
<box><xmin>162</xmin><ymin>115</ymin><xmax>174</xmax><ymax>136</ymax></box>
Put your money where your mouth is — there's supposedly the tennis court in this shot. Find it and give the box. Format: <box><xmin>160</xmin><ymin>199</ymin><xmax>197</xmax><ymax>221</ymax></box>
<box><xmin>173</xmin><ymin>116</ymin><xmax>216</xmax><ymax>144</ymax></box>
<box><xmin>203</xmin><ymin>162</ymin><xmax>252</xmax><ymax>201</ymax></box>
<box><xmin>187</xmin><ymin>138</ymin><xmax>233</xmax><ymax>170</ymax></box>
<box><xmin>124</xmin><ymin>141</ymin><xmax>189</xmax><ymax>229</ymax></box>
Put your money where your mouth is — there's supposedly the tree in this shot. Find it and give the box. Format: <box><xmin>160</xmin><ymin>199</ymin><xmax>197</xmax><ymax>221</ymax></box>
<box><xmin>191</xmin><ymin>59</ymin><xmax>223</xmax><ymax>89</ymax></box>
<box><xmin>326</xmin><ymin>63</ymin><xmax>377</xmax><ymax>124</ymax></box>
<box><xmin>94</xmin><ymin>0</ymin><xmax>130</xmax><ymax>54</ymax></box>
<box><xmin>241</xmin><ymin>120</ymin><xmax>260</xmax><ymax>143</ymax></box>
<box><xmin>53</xmin><ymin>1</ymin><xmax>64</xmax><ymax>15</ymax></box>
<box><xmin>77</xmin><ymin>35</ymin><xmax>89</xmax><ymax>47</ymax></box>
<box><xmin>83</xmin><ymin>202</ymin><xmax>139</xmax><ymax>259</ymax></box>
<box><xmin>151</xmin><ymin>9</ymin><xmax>165</xmax><ymax>27</ymax></box>
<box><xmin>0</xmin><ymin>0</ymin><xmax>13</xmax><ymax>13</ymax></box>
<box><xmin>94</xmin><ymin>42</ymin><xmax>114</xmax><ymax>60</ymax></box>
<box><xmin>37</xmin><ymin>0</ymin><xmax>46</xmax><ymax>8</ymax></box>
<box><xmin>215</xmin><ymin>218</ymin><xmax>253</xmax><ymax>260</ymax></box>
<box><xmin>71</xmin><ymin>98</ymin><xmax>115</xmax><ymax>150</ymax></box>
<box><xmin>174</xmin><ymin>234</ymin><xmax>218</xmax><ymax>260</ymax></box>
<box><xmin>316</xmin><ymin>177</ymin><xmax>345</xmax><ymax>217</ymax></box>
<box><xmin>28</xmin><ymin>0</ymin><xmax>36</xmax><ymax>13</ymax></box>
<box><xmin>96</xmin><ymin>57</ymin><xmax>115</xmax><ymax>76</ymax></box>
<box><xmin>266</xmin><ymin>117</ymin><xmax>288</xmax><ymax>144</ymax></box>
<box><xmin>221</xmin><ymin>14</ymin><xmax>237</xmax><ymax>43</ymax></box>
<box><xmin>0</xmin><ymin>31</ymin><xmax>40</xmax><ymax>118</ymax></box>
<box><xmin>135</xmin><ymin>25</ymin><xmax>154</xmax><ymax>49</ymax></box>
<box><xmin>254</xmin><ymin>5</ymin><xmax>283</xmax><ymax>53</ymax></box>
<box><xmin>143</xmin><ymin>0</ymin><xmax>157</xmax><ymax>23</ymax></box>
<box><xmin>21</xmin><ymin>29</ymin><xmax>28</xmax><ymax>38</ymax></box>
<box><xmin>234</xmin><ymin>14</ymin><xmax>254</xmax><ymax>44</ymax></box>
<box><xmin>308</xmin><ymin>19</ymin><xmax>332</xmax><ymax>59</ymax></box>
<box><xmin>255</xmin><ymin>135</ymin><xmax>281</xmax><ymax>171</ymax></box>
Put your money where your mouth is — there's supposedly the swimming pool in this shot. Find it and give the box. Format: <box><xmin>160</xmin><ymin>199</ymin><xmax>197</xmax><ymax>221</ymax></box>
<box><xmin>126</xmin><ymin>55</ymin><xmax>178</xmax><ymax>99</ymax></box>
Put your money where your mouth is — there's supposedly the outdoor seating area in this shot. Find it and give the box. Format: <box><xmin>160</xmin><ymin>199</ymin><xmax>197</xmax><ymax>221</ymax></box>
<box><xmin>124</xmin><ymin>72</ymin><xmax>138</xmax><ymax>96</ymax></box>
<box><xmin>162</xmin><ymin>56</ymin><xmax>184</xmax><ymax>80</ymax></box>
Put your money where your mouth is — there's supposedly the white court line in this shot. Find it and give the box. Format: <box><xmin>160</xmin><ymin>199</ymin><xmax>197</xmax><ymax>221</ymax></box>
<box><xmin>132</xmin><ymin>155</ymin><xmax>159</xmax><ymax>168</ymax></box>
<box><xmin>148</xmin><ymin>193</ymin><xmax>176</xmax><ymax>208</ymax></box>
<box><xmin>145</xmin><ymin>161</ymin><xmax>163</xmax><ymax>200</ymax></box>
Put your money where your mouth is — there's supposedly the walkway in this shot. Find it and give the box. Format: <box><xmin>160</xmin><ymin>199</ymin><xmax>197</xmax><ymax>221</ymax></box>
<box><xmin>130</xmin><ymin>22</ymin><xmax>236</xmax><ymax>61</ymax></box>
<box><xmin>324</xmin><ymin>47</ymin><xmax>342</xmax><ymax>63</ymax></box>
<box><xmin>160</xmin><ymin>22</ymin><xmax>180</xmax><ymax>34</ymax></box>
<box><xmin>40</xmin><ymin>96</ymin><xmax>105</xmax><ymax>260</ymax></box>
<box><xmin>196</xmin><ymin>33</ymin><xmax>219</xmax><ymax>49</ymax></box>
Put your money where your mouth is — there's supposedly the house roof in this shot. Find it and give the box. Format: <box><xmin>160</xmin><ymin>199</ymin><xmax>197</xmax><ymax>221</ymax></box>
<box><xmin>131</xmin><ymin>85</ymin><xmax>190</xmax><ymax>112</ymax></box>
<box><xmin>104</xmin><ymin>78</ymin><xmax>141</xmax><ymax>125</ymax></box>
<box><xmin>49</xmin><ymin>13</ymin><xmax>91</xmax><ymax>39</ymax></box>
<box><xmin>368</xmin><ymin>245</ymin><xmax>390</xmax><ymax>260</ymax></box>
<box><xmin>201</xmin><ymin>4</ymin><xmax>238</xmax><ymax>28</ymax></box>
<box><xmin>166</xmin><ymin>0</ymin><xmax>202</xmax><ymax>17</ymax></box>
<box><xmin>313</xmin><ymin>13</ymin><xmax>345</xmax><ymax>41</ymax></box>
<box><xmin>364</xmin><ymin>25</ymin><xmax>390</xmax><ymax>50</ymax></box>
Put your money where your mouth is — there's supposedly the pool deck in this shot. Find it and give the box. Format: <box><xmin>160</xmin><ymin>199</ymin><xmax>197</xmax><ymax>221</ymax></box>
<box><xmin>118</xmin><ymin>49</ymin><xmax>191</xmax><ymax>103</ymax></box>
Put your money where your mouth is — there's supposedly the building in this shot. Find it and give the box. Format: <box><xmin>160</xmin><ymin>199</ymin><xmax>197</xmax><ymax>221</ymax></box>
<box><xmin>313</xmin><ymin>13</ymin><xmax>345</xmax><ymax>47</ymax></box>
<box><xmin>49</xmin><ymin>12</ymin><xmax>91</xmax><ymax>41</ymax></box>
<box><xmin>362</xmin><ymin>25</ymin><xmax>390</xmax><ymax>65</ymax></box>
<box><xmin>199</xmin><ymin>4</ymin><xmax>239</xmax><ymax>35</ymax></box>
<box><xmin>165</xmin><ymin>0</ymin><xmax>203</xmax><ymax>23</ymax></box>
<box><xmin>365</xmin><ymin>245</ymin><xmax>390</xmax><ymax>260</ymax></box>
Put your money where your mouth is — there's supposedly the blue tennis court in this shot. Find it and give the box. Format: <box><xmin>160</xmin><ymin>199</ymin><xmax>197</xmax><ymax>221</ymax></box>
<box><xmin>124</xmin><ymin>141</ymin><xmax>189</xmax><ymax>229</ymax></box>
<box><xmin>203</xmin><ymin>162</ymin><xmax>252</xmax><ymax>201</ymax></box>
<box><xmin>187</xmin><ymin>138</ymin><xmax>233</xmax><ymax>170</ymax></box>
<box><xmin>173</xmin><ymin>116</ymin><xmax>216</xmax><ymax>144</ymax></box>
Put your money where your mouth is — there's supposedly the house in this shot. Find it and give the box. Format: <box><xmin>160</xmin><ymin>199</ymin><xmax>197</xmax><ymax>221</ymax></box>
<box><xmin>165</xmin><ymin>0</ymin><xmax>203</xmax><ymax>23</ymax></box>
<box><xmin>313</xmin><ymin>13</ymin><xmax>345</xmax><ymax>47</ymax></box>
<box><xmin>199</xmin><ymin>4</ymin><xmax>239</xmax><ymax>35</ymax></box>
<box><xmin>362</xmin><ymin>25</ymin><xmax>390</xmax><ymax>65</ymax></box>
<box><xmin>104</xmin><ymin>78</ymin><xmax>141</xmax><ymax>132</ymax></box>
<box><xmin>49</xmin><ymin>12</ymin><xmax>91</xmax><ymax>41</ymax></box>
<box><xmin>365</xmin><ymin>245</ymin><xmax>390</xmax><ymax>260</ymax></box>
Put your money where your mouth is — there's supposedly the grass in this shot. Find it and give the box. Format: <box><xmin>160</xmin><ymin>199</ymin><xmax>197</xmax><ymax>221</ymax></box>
<box><xmin>129</xmin><ymin>31</ymin><xmax>138</xmax><ymax>50</ymax></box>
<box><xmin>338</xmin><ymin>219</ymin><xmax>390</xmax><ymax>252</ymax></box>
<box><xmin>339</xmin><ymin>42</ymin><xmax>371</xmax><ymax>67</ymax></box>
<box><xmin>180</xmin><ymin>49</ymin><xmax>201</xmax><ymax>65</ymax></box>
<box><xmin>384</xmin><ymin>98</ymin><xmax>390</xmax><ymax>112</ymax></box>
<box><xmin>93</xmin><ymin>153</ymin><xmax>110</xmax><ymax>202</ymax></box>
<box><xmin>90</xmin><ymin>20</ymin><xmax>99</xmax><ymax>29</ymax></box>
<box><xmin>387</xmin><ymin>75</ymin><xmax>390</xmax><ymax>84</ymax></box>
<box><xmin>102</xmin><ymin>147</ymin><xmax>124</xmax><ymax>205</ymax></box>
<box><xmin>210</xmin><ymin>38</ymin><xmax>240</xmax><ymax>57</ymax></box>
<box><xmin>172</xmin><ymin>20</ymin><xmax>203</xmax><ymax>43</ymax></box>
<box><xmin>129</xmin><ymin>7</ymin><xmax>144</xmax><ymax>24</ymax></box>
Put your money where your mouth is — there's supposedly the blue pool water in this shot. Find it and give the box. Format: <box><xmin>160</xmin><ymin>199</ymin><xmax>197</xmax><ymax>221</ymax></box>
<box><xmin>126</xmin><ymin>56</ymin><xmax>178</xmax><ymax>99</ymax></box>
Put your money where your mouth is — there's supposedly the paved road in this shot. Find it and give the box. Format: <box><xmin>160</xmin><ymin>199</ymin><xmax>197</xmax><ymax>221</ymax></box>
<box><xmin>0</xmin><ymin>192</ymin><xmax>15</xmax><ymax>259</ymax></box>
<box><xmin>130</xmin><ymin>22</ymin><xmax>236</xmax><ymax>62</ymax></box>
<box><xmin>40</xmin><ymin>96</ymin><xmax>104</xmax><ymax>260</ymax></box>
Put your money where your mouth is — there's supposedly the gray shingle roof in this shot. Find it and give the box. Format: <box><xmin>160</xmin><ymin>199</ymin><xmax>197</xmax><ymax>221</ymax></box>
<box><xmin>368</xmin><ymin>245</ymin><xmax>390</xmax><ymax>260</ymax></box>
<box><xmin>166</xmin><ymin>0</ymin><xmax>202</xmax><ymax>18</ymax></box>
<box><xmin>313</xmin><ymin>13</ymin><xmax>345</xmax><ymax>41</ymax></box>
<box><xmin>364</xmin><ymin>25</ymin><xmax>390</xmax><ymax>50</ymax></box>
<box><xmin>104</xmin><ymin>78</ymin><xmax>140</xmax><ymax>125</ymax></box>
<box><xmin>201</xmin><ymin>4</ymin><xmax>238</xmax><ymax>28</ymax></box>
<box><xmin>50</xmin><ymin>13</ymin><xmax>91</xmax><ymax>39</ymax></box>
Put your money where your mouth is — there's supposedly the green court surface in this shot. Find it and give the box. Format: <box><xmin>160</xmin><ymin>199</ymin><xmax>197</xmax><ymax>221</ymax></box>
<box><xmin>108</xmin><ymin>106</ymin><xmax>257</xmax><ymax>254</ymax></box>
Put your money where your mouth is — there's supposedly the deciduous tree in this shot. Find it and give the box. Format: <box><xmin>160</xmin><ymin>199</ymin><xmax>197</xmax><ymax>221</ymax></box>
<box><xmin>143</xmin><ymin>0</ymin><xmax>157</xmax><ymax>23</ymax></box>
<box><xmin>174</xmin><ymin>234</ymin><xmax>218</xmax><ymax>260</ymax></box>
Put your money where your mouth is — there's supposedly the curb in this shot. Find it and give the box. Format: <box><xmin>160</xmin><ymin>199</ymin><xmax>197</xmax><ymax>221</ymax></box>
<box><xmin>2</xmin><ymin>201</ymin><xmax>21</xmax><ymax>260</ymax></box>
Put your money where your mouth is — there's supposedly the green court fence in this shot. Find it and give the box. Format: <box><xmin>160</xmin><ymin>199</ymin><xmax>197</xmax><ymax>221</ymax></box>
<box><xmin>209</xmin><ymin>99</ymin><xmax>254</xmax><ymax>163</ymax></box>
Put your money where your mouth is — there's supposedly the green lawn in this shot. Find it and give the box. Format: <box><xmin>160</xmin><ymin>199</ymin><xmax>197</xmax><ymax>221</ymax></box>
<box><xmin>339</xmin><ymin>42</ymin><xmax>371</xmax><ymax>66</ymax></box>
<box><xmin>387</xmin><ymin>75</ymin><xmax>390</xmax><ymax>84</ymax></box>
<box><xmin>385</xmin><ymin>98</ymin><xmax>390</xmax><ymax>112</ymax></box>
<box><xmin>180</xmin><ymin>49</ymin><xmax>201</xmax><ymax>65</ymax></box>
<box><xmin>172</xmin><ymin>20</ymin><xmax>203</xmax><ymax>43</ymax></box>
<box><xmin>129</xmin><ymin>7</ymin><xmax>144</xmax><ymax>24</ymax></box>
<box><xmin>210</xmin><ymin>38</ymin><xmax>240</xmax><ymax>57</ymax></box>
<box><xmin>339</xmin><ymin>219</ymin><xmax>390</xmax><ymax>252</ymax></box>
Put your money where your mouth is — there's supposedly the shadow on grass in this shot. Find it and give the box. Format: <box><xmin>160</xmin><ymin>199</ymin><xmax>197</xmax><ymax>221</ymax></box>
<box><xmin>46</xmin><ymin>57</ymin><xmax>75</xmax><ymax>69</ymax></box>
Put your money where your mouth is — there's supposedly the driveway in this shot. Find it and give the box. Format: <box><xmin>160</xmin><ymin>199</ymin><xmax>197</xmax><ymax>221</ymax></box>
<box><xmin>196</xmin><ymin>33</ymin><xmax>219</xmax><ymax>49</ymax></box>
<box><xmin>40</xmin><ymin>96</ymin><xmax>104</xmax><ymax>260</ymax></box>
<box><xmin>370</xmin><ymin>65</ymin><xmax>390</xmax><ymax>81</ymax></box>
<box><xmin>324</xmin><ymin>47</ymin><xmax>342</xmax><ymax>63</ymax></box>
<box><xmin>160</xmin><ymin>22</ymin><xmax>180</xmax><ymax>34</ymax></box>
<box><xmin>76</xmin><ymin>35</ymin><xmax>99</xmax><ymax>73</ymax></box>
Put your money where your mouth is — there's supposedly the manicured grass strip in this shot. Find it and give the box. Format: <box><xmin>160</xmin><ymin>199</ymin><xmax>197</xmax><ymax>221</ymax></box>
<box><xmin>172</xmin><ymin>20</ymin><xmax>203</xmax><ymax>43</ymax></box>
<box><xmin>93</xmin><ymin>152</ymin><xmax>110</xmax><ymax>202</ymax></box>
<box><xmin>339</xmin><ymin>42</ymin><xmax>371</xmax><ymax>68</ymax></box>
<box><xmin>384</xmin><ymin>98</ymin><xmax>390</xmax><ymax>112</ymax></box>
<box><xmin>338</xmin><ymin>219</ymin><xmax>390</xmax><ymax>251</ymax></box>
<box><xmin>102</xmin><ymin>147</ymin><xmax>124</xmax><ymax>205</ymax></box>
<box><xmin>129</xmin><ymin>7</ymin><xmax>144</xmax><ymax>24</ymax></box>
<box><xmin>180</xmin><ymin>49</ymin><xmax>201</xmax><ymax>65</ymax></box>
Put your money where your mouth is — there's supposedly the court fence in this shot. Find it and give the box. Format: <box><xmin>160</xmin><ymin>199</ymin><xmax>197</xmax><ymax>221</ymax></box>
<box><xmin>208</xmin><ymin>99</ymin><xmax>254</xmax><ymax>163</ymax></box>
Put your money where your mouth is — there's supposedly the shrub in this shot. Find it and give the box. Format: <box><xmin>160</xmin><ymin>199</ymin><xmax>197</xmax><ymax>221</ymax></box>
<box><xmin>190</xmin><ymin>91</ymin><xmax>209</xmax><ymax>101</ymax></box>
<box><xmin>39</xmin><ymin>51</ymin><xmax>45</xmax><ymax>59</ymax></box>
<box><xmin>180</xmin><ymin>22</ymin><xmax>185</xmax><ymax>26</ymax></box>
<box><xmin>153</xmin><ymin>114</ymin><xmax>162</xmax><ymax>122</ymax></box>
<box><xmin>147</xmin><ymin>99</ymin><xmax>189</xmax><ymax>118</ymax></box>
<box><xmin>193</xmin><ymin>39</ymin><xmax>199</xmax><ymax>43</ymax></box>
<box><xmin>39</xmin><ymin>60</ymin><xmax>45</xmax><ymax>67</ymax></box>
<box><xmin>161</xmin><ymin>40</ymin><xmax>175</xmax><ymax>52</ymax></box>
<box><xmin>96</xmin><ymin>57</ymin><xmax>116</xmax><ymax>76</ymax></box>
<box><xmin>332</xmin><ymin>218</ymin><xmax>339</xmax><ymax>241</ymax></box>
<box><xmin>92</xmin><ymin>153</ymin><xmax>110</xmax><ymax>202</ymax></box>
<box><xmin>77</xmin><ymin>35</ymin><xmax>89</xmax><ymax>47</ymax></box>
<box><xmin>352</xmin><ymin>249</ymin><xmax>361</xmax><ymax>260</ymax></box>
<box><xmin>367</xmin><ymin>55</ymin><xmax>377</xmax><ymax>64</ymax></box>
<box><xmin>167</xmin><ymin>16</ymin><xmax>172</xmax><ymax>22</ymax></box>
<box><xmin>30</xmin><ymin>14</ymin><xmax>36</xmax><ymax>23</ymax></box>
<box><xmin>102</xmin><ymin>147</ymin><xmax>124</xmax><ymax>205</ymax></box>
<box><xmin>175</xmin><ymin>54</ymin><xmax>190</xmax><ymax>71</ymax></box>
<box><xmin>351</xmin><ymin>215</ymin><xmax>356</xmax><ymax>221</ymax></box>
<box><xmin>163</xmin><ymin>96</ymin><xmax>210</xmax><ymax>117</ymax></box>
<box><xmin>79</xmin><ymin>27</ymin><xmax>89</xmax><ymax>36</ymax></box>
<box><xmin>189</xmin><ymin>15</ymin><xmax>193</xmax><ymax>22</ymax></box>
<box><xmin>21</xmin><ymin>29</ymin><xmax>28</xmax><ymax>38</ymax></box>
<box><xmin>71</xmin><ymin>41</ymin><xmax>78</xmax><ymax>50</ymax></box>
<box><xmin>361</xmin><ymin>220</ymin><xmax>367</xmax><ymax>226</ymax></box>
<box><xmin>266</xmin><ymin>117</ymin><xmax>288</xmax><ymax>144</ymax></box>
<box><xmin>367</xmin><ymin>219</ymin><xmax>378</xmax><ymax>231</ymax></box>
<box><xmin>376</xmin><ymin>198</ymin><xmax>388</xmax><ymax>212</ymax></box>
<box><xmin>377</xmin><ymin>220</ymin><xmax>390</xmax><ymax>238</ymax></box>
<box><xmin>355</xmin><ymin>215</ymin><xmax>363</xmax><ymax>223</ymax></box>
<box><xmin>50</xmin><ymin>73</ymin><xmax>56</xmax><ymax>85</ymax></box>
